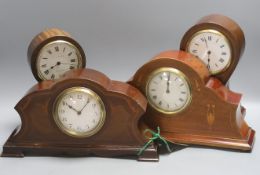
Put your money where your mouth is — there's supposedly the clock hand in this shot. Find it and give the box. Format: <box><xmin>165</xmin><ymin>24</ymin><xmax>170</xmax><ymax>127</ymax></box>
<box><xmin>204</xmin><ymin>36</ymin><xmax>208</xmax><ymax>49</ymax></box>
<box><xmin>207</xmin><ymin>50</ymin><xmax>211</xmax><ymax>70</ymax></box>
<box><xmin>78</xmin><ymin>98</ymin><xmax>90</xmax><ymax>115</ymax></box>
<box><xmin>46</xmin><ymin>61</ymin><xmax>61</xmax><ymax>72</ymax></box>
<box><xmin>65</xmin><ymin>102</ymin><xmax>80</xmax><ymax>114</ymax></box>
<box><xmin>166</xmin><ymin>72</ymin><xmax>170</xmax><ymax>94</ymax></box>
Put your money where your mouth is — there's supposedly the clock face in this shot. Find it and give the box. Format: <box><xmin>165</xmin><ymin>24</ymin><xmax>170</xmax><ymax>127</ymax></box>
<box><xmin>146</xmin><ymin>68</ymin><xmax>191</xmax><ymax>114</ymax></box>
<box><xmin>187</xmin><ymin>29</ymin><xmax>231</xmax><ymax>74</ymax></box>
<box><xmin>36</xmin><ymin>40</ymin><xmax>83</xmax><ymax>80</ymax></box>
<box><xmin>53</xmin><ymin>87</ymin><xmax>106</xmax><ymax>138</ymax></box>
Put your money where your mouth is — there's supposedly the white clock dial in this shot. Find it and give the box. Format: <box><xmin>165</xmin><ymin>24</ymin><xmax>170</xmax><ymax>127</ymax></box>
<box><xmin>54</xmin><ymin>87</ymin><xmax>105</xmax><ymax>137</ymax></box>
<box><xmin>37</xmin><ymin>40</ymin><xmax>83</xmax><ymax>80</ymax></box>
<box><xmin>187</xmin><ymin>30</ymin><xmax>231</xmax><ymax>74</ymax></box>
<box><xmin>146</xmin><ymin>68</ymin><xmax>191</xmax><ymax>114</ymax></box>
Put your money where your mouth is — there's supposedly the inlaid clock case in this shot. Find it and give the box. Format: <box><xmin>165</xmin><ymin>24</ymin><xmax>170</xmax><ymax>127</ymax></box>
<box><xmin>1</xmin><ymin>69</ymin><xmax>158</xmax><ymax>161</ymax></box>
<box><xmin>128</xmin><ymin>50</ymin><xmax>255</xmax><ymax>151</ymax></box>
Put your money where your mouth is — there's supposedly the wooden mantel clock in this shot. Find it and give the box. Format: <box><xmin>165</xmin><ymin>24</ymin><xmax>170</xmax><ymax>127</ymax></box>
<box><xmin>1</xmin><ymin>69</ymin><xmax>158</xmax><ymax>161</ymax></box>
<box><xmin>28</xmin><ymin>28</ymin><xmax>86</xmax><ymax>81</ymax></box>
<box><xmin>128</xmin><ymin>50</ymin><xmax>255</xmax><ymax>151</ymax></box>
<box><xmin>180</xmin><ymin>14</ymin><xmax>245</xmax><ymax>84</ymax></box>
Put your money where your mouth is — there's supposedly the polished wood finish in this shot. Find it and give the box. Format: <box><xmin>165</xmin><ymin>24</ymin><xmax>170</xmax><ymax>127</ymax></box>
<box><xmin>180</xmin><ymin>14</ymin><xmax>245</xmax><ymax>84</ymax></box>
<box><xmin>28</xmin><ymin>28</ymin><xmax>86</xmax><ymax>81</ymax></box>
<box><xmin>128</xmin><ymin>50</ymin><xmax>255</xmax><ymax>151</ymax></box>
<box><xmin>2</xmin><ymin>69</ymin><xmax>158</xmax><ymax>161</ymax></box>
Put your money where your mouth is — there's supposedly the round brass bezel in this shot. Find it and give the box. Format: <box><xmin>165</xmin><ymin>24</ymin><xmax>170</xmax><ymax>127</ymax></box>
<box><xmin>53</xmin><ymin>87</ymin><xmax>106</xmax><ymax>138</ymax></box>
<box><xmin>36</xmin><ymin>40</ymin><xmax>83</xmax><ymax>80</ymax></box>
<box><xmin>145</xmin><ymin>67</ymin><xmax>192</xmax><ymax>115</ymax></box>
<box><xmin>186</xmin><ymin>29</ymin><xmax>232</xmax><ymax>75</ymax></box>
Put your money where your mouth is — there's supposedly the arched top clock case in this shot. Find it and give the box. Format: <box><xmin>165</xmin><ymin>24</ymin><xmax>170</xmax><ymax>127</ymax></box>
<box><xmin>180</xmin><ymin>14</ymin><xmax>245</xmax><ymax>84</ymax></box>
<box><xmin>2</xmin><ymin>69</ymin><xmax>158</xmax><ymax>161</ymax></box>
<box><xmin>27</xmin><ymin>28</ymin><xmax>86</xmax><ymax>81</ymax></box>
<box><xmin>128</xmin><ymin>50</ymin><xmax>255</xmax><ymax>151</ymax></box>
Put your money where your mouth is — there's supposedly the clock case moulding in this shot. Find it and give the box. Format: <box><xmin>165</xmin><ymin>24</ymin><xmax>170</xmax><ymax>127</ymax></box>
<box><xmin>180</xmin><ymin>14</ymin><xmax>245</xmax><ymax>85</ymax></box>
<box><xmin>27</xmin><ymin>28</ymin><xmax>86</xmax><ymax>82</ymax></box>
<box><xmin>1</xmin><ymin>69</ymin><xmax>158</xmax><ymax>161</ymax></box>
<box><xmin>128</xmin><ymin>50</ymin><xmax>255</xmax><ymax>151</ymax></box>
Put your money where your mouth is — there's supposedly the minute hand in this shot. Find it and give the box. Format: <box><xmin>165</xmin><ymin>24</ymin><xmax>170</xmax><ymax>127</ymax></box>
<box><xmin>79</xmin><ymin>99</ymin><xmax>90</xmax><ymax>114</ymax></box>
<box><xmin>166</xmin><ymin>73</ymin><xmax>170</xmax><ymax>93</ymax></box>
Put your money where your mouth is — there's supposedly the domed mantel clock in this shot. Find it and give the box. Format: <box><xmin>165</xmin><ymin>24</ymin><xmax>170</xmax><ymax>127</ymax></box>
<box><xmin>1</xmin><ymin>69</ymin><xmax>158</xmax><ymax>161</ymax></box>
<box><xmin>128</xmin><ymin>50</ymin><xmax>255</xmax><ymax>151</ymax></box>
<box><xmin>28</xmin><ymin>28</ymin><xmax>86</xmax><ymax>81</ymax></box>
<box><xmin>180</xmin><ymin>14</ymin><xmax>245</xmax><ymax>85</ymax></box>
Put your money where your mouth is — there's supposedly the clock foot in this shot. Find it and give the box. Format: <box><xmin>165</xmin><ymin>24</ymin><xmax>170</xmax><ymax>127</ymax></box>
<box><xmin>137</xmin><ymin>144</ymin><xmax>159</xmax><ymax>162</ymax></box>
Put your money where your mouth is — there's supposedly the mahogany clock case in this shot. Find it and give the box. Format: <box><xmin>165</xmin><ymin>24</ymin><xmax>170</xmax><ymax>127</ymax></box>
<box><xmin>180</xmin><ymin>14</ymin><xmax>245</xmax><ymax>84</ymax></box>
<box><xmin>1</xmin><ymin>69</ymin><xmax>158</xmax><ymax>161</ymax></box>
<box><xmin>28</xmin><ymin>28</ymin><xmax>86</xmax><ymax>82</ymax></box>
<box><xmin>128</xmin><ymin>50</ymin><xmax>255</xmax><ymax>151</ymax></box>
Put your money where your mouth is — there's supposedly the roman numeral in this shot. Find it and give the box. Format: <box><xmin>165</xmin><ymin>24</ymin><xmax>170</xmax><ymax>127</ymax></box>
<box><xmin>219</xmin><ymin>58</ymin><xmax>225</xmax><ymax>63</ymax></box>
<box><xmin>68</xmin><ymin>52</ymin><xmax>73</xmax><ymax>56</ymax></box>
<box><xmin>192</xmin><ymin>49</ymin><xmax>197</xmax><ymax>54</ymax></box>
<box><xmin>208</xmin><ymin>36</ymin><xmax>212</xmax><ymax>41</ymax></box>
<box><xmin>71</xmin><ymin>59</ymin><xmax>76</xmax><ymax>63</ymax></box>
<box><xmin>179</xmin><ymin>83</ymin><xmax>184</xmax><ymax>87</ymax></box>
<box><xmin>42</xmin><ymin>57</ymin><xmax>48</xmax><ymax>60</ymax></box>
<box><xmin>55</xmin><ymin>46</ymin><xmax>59</xmax><ymax>52</ymax></box>
<box><xmin>63</xmin><ymin>47</ymin><xmax>66</xmax><ymax>52</ymax></box>
<box><xmin>151</xmin><ymin>89</ymin><xmax>156</xmax><ymax>91</ymax></box>
<box><xmin>221</xmin><ymin>52</ymin><xmax>227</xmax><ymax>55</ymax></box>
<box><xmin>179</xmin><ymin>98</ymin><xmax>184</xmax><ymax>102</ymax></box>
<box><xmin>201</xmin><ymin>38</ymin><xmax>205</xmax><ymax>42</ymax></box>
<box><xmin>152</xmin><ymin>95</ymin><xmax>157</xmax><ymax>100</ymax></box>
<box><xmin>70</xmin><ymin>66</ymin><xmax>75</xmax><ymax>69</ymax></box>
<box><xmin>195</xmin><ymin>43</ymin><xmax>199</xmax><ymax>46</ymax></box>
<box><xmin>44</xmin><ymin>70</ymin><xmax>49</xmax><ymax>75</ymax></box>
<box><xmin>51</xmin><ymin>74</ymin><xmax>55</xmax><ymax>79</ymax></box>
<box><xmin>159</xmin><ymin>101</ymin><xmax>162</xmax><ymax>106</ymax></box>
<box><xmin>181</xmin><ymin>91</ymin><xmax>186</xmax><ymax>94</ymax></box>
<box><xmin>220</xmin><ymin>45</ymin><xmax>225</xmax><ymax>48</ymax></box>
<box><xmin>47</xmin><ymin>50</ymin><xmax>52</xmax><ymax>54</ymax></box>
<box><xmin>41</xmin><ymin>64</ymin><xmax>47</xmax><ymax>68</ymax></box>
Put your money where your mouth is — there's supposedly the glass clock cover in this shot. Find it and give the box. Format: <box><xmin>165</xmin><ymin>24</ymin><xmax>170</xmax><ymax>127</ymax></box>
<box><xmin>37</xmin><ymin>40</ymin><xmax>83</xmax><ymax>80</ymax></box>
<box><xmin>187</xmin><ymin>30</ymin><xmax>231</xmax><ymax>74</ymax></box>
<box><xmin>146</xmin><ymin>68</ymin><xmax>191</xmax><ymax>114</ymax></box>
<box><xmin>53</xmin><ymin>87</ymin><xmax>106</xmax><ymax>137</ymax></box>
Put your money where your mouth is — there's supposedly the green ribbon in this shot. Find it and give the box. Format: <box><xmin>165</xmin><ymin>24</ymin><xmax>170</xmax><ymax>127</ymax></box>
<box><xmin>138</xmin><ymin>127</ymin><xmax>172</xmax><ymax>156</ymax></box>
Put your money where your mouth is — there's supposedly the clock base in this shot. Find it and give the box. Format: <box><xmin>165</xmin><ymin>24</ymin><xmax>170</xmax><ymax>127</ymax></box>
<box><xmin>1</xmin><ymin>128</ymin><xmax>159</xmax><ymax>161</ymax></box>
<box><xmin>162</xmin><ymin>128</ymin><xmax>255</xmax><ymax>151</ymax></box>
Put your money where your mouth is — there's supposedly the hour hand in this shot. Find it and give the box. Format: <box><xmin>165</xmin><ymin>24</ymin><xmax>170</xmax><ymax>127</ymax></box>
<box><xmin>65</xmin><ymin>102</ymin><xmax>79</xmax><ymax>114</ymax></box>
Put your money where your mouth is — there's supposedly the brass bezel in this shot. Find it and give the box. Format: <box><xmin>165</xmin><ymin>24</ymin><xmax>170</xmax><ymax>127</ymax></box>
<box><xmin>53</xmin><ymin>87</ymin><xmax>106</xmax><ymax>138</ymax></box>
<box><xmin>36</xmin><ymin>40</ymin><xmax>83</xmax><ymax>80</ymax></box>
<box><xmin>145</xmin><ymin>67</ymin><xmax>192</xmax><ymax>115</ymax></box>
<box><xmin>186</xmin><ymin>29</ymin><xmax>232</xmax><ymax>75</ymax></box>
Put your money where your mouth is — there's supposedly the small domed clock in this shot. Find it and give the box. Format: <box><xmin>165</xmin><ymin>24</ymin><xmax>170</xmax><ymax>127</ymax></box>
<box><xmin>180</xmin><ymin>14</ymin><xmax>245</xmax><ymax>84</ymax></box>
<box><xmin>128</xmin><ymin>50</ymin><xmax>254</xmax><ymax>151</ymax></box>
<box><xmin>28</xmin><ymin>28</ymin><xmax>86</xmax><ymax>81</ymax></box>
